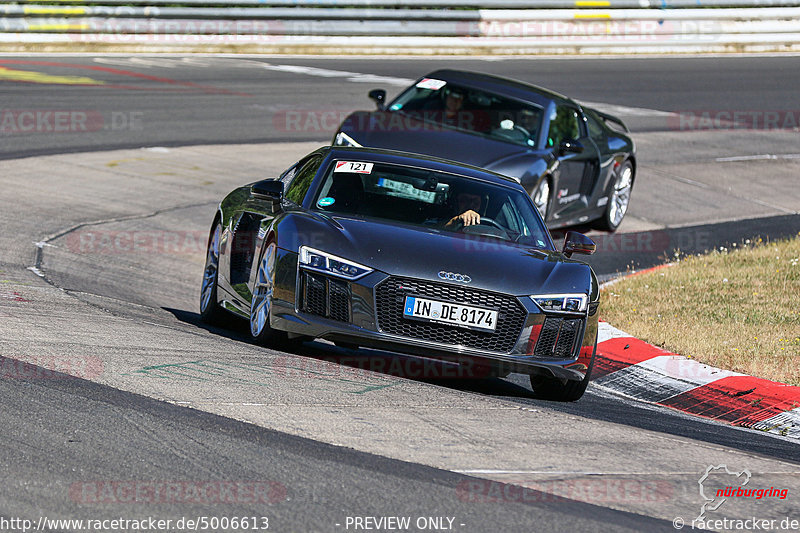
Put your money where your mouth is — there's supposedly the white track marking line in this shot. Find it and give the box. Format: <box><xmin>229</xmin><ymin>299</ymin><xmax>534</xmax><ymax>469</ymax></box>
<box><xmin>262</xmin><ymin>65</ymin><xmax>672</xmax><ymax>116</ymax></box>
<box><xmin>580</xmin><ymin>100</ymin><xmax>674</xmax><ymax>118</ymax></box>
<box><xmin>93</xmin><ymin>57</ymin><xmax>180</xmax><ymax>68</ymax></box>
<box><xmin>93</xmin><ymin>57</ymin><xmax>141</xmax><ymax>67</ymax></box>
<box><xmin>27</xmin><ymin>266</ymin><xmax>45</xmax><ymax>277</ymax></box>
<box><xmin>128</xmin><ymin>57</ymin><xmax>178</xmax><ymax>68</ymax></box>
<box><xmin>261</xmin><ymin>64</ymin><xmax>413</xmax><ymax>86</ymax></box>
<box><xmin>716</xmin><ymin>153</ymin><xmax>800</xmax><ymax>162</ymax></box>
<box><xmin>93</xmin><ymin>56</ymin><xmax>268</xmax><ymax>69</ymax></box>
<box><xmin>453</xmin><ymin>470</ymin><xmax>745</xmax><ymax>475</ymax></box>
<box><xmin>636</xmin><ymin>355</ymin><xmax>744</xmax><ymax>386</ymax></box>
<box><xmin>89</xmin><ymin>58</ymin><xmax>673</xmax><ymax>118</ymax></box>
<box><xmin>596</xmin><ymin>321</ymin><xmax>633</xmax><ymax>343</ymax></box>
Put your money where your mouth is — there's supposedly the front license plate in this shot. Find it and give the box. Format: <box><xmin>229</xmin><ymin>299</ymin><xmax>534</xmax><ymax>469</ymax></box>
<box><xmin>403</xmin><ymin>296</ymin><xmax>497</xmax><ymax>332</ymax></box>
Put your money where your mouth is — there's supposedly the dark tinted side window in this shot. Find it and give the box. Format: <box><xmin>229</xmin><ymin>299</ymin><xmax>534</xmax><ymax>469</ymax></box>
<box><xmin>279</xmin><ymin>162</ymin><xmax>299</xmax><ymax>187</ymax></box>
<box><xmin>285</xmin><ymin>156</ymin><xmax>322</xmax><ymax>205</ymax></box>
<box><xmin>586</xmin><ymin>112</ymin><xmax>606</xmax><ymax>142</ymax></box>
<box><xmin>547</xmin><ymin>106</ymin><xmax>581</xmax><ymax>148</ymax></box>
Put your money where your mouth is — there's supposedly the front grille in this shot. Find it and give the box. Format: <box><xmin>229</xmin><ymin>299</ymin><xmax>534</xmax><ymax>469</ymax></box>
<box><xmin>534</xmin><ymin>317</ymin><xmax>583</xmax><ymax>358</ymax></box>
<box><xmin>301</xmin><ymin>271</ymin><xmax>351</xmax><ymax>323</ymax></box>
<box><xmin>375</xmin><ymin>276</ymin><xmax>527</xmax><ymax>353</ymax></box>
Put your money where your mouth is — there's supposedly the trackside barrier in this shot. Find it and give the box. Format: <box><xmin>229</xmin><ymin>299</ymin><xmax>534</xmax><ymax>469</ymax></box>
<box><xmin>2</xmin><ymin>1</ymin><xmax>800</xmax><ymax>53</ymax></box>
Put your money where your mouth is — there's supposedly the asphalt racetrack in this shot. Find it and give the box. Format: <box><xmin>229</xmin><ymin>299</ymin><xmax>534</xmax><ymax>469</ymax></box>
<box><xmin>1</xmin><ymin>54</ymin><xmax>799</xmax><ymax>532</ymax></box>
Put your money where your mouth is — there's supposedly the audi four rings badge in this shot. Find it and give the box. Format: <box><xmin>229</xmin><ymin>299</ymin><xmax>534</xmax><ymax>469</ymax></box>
<box><xmin>438</xmin><ymin>271</ymin><xmax>472</xmax><ymax>283</ymax></box>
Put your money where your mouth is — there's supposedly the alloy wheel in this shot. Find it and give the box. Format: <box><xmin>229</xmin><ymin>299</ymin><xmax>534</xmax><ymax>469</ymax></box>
<box><xmin>608</xmin><ymin>164</ymin><xmax>633</xmax><ymax>228</ymax></box>
<box><xmin>200</xmin><ymin>224</ymin><xmax>221</xmax><ymax>313</ymax></box>
<box><xmin>250</xmin><ymin>242</ymin><xmax>277</xmax><ymax>338</ymax></box>
<box><xmin>533</xmin><ymin>179</ymin><xmax>550</xmax><ymax>220</ymax></box>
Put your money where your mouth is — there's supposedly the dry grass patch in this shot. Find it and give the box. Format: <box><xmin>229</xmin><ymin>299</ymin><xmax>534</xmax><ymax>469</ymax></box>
<box><xmin>601</xmin><ymin>234</ymin><xmax>800</xmax><ymax>386</ymax></box>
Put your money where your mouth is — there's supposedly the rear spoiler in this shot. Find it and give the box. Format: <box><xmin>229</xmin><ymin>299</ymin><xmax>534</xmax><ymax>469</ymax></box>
<box><xmin>594</xmin><ymin>110</ymin><xmax>629</xmax><ymax>133</ymax></box>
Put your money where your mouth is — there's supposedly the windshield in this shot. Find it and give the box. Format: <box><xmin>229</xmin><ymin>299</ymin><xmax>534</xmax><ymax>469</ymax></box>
<box><xmin>313</xmin><ymin>160</ymin><xmax>551</xmax><ymax>248</ymax></box>
<box><xmin>387</xmin><ymin>78</ymin><xmax>543</xmax><ymax>148</ymax></box>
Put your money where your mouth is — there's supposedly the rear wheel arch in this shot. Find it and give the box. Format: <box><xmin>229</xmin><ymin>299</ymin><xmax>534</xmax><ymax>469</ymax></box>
<box><xmin>208</xmin><ymin>211</ymin><xmax>223</xmax><ymax>237</ymax></box>
<box><xmin>605</xmin><ymin>154</ymin><xmax>635</xmax><ymax>189</ymax></box>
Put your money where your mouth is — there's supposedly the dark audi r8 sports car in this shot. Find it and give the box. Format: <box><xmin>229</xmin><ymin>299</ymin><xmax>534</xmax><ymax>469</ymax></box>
<box><xmin>333</xmin><ymin>70</ymin><xmax>636</xmax><ymax>232</ymax></box>
<box><xmin>200</xmin><ymin>146</ymin><xmax>600</xmax><ymax>401</ymax></box>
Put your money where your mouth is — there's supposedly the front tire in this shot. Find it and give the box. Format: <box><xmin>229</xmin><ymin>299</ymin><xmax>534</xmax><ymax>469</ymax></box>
<box><xmin>250</xmin><ymin>241</ymin><xmax>281</xmax><ymax>345</ymax></box>
<box><xmin>529</xmin><ymin>341</ymin><xmax>596</xmax><ymax>402</ymax></box>
<box><xmin>595</xmin><ymin>160</ymin><xmax>633</xmax><ymax>232</ymax></box>
<box><xmin>199</xmin><ymin>222</ymin><xmax>226</xmax><ymax>325</ymax></box>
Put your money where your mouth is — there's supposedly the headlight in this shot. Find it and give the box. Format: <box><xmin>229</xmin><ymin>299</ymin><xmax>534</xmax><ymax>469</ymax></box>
<box><xmin>333</xmin><ymin>131</ymin><xmax>361</xmax><ymax>147</ymax></box>
<box><xmin>531</xmin><ymin>294</ymin><xmax>588</xmax><ymax>314</ymax></box>
<box><xmin>299</xmin><ymin>246</ymin><xmax>372</xmax><ymax>280</ymax></box>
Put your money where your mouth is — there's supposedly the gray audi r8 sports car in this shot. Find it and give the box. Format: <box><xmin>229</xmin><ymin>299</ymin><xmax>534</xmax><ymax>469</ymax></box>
<box><xmin>333</xmin><ymin>69</ymin><xmax>636</xmax><ymax>232</ymax></box>
<box><xmin>200</xmin><ymin>146</ymin><xmax>600</xmax><ymax>401</ymax></box>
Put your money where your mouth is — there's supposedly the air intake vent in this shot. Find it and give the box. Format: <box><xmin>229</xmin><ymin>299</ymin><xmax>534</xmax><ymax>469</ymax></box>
<box><xmin>533</xmin><ymin>317</ymin><xmax>583</xmax><ymax>358</ymax></box>
<box><xmin>301</xmin><ymin>272</ymin><xmax>351</xmax><ymax>323</ymax></box>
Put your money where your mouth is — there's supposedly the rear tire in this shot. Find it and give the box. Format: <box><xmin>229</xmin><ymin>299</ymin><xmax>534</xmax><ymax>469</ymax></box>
<box><xmin>199</xmin><ymin>222</ymin><xmax>227</xmax><ymax>325</ymax></box>
<box><xmin>594</xmin><ymin>160</ymin><xmax>633</xmax><ymax>232</ymax></box>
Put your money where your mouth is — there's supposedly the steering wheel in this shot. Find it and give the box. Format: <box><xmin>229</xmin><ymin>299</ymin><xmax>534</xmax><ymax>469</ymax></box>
<box><xmin>460</xmin><ymin>217</ymin><xmax>511</xmax><ymax>241</ymax></box>
<box><xmin>476</xmin><ymin>217</ymin><xmax>505</xmax><ymax>230</ymax></box>
<box><xmin>492</xmin><ymin>123</ymin><xmax>533</xmax><ymax>146</ymax></box>
<box><xmin>512</xmin><ymin>126</ymin><xmax>531</xmax><ymax>138</ymax></box>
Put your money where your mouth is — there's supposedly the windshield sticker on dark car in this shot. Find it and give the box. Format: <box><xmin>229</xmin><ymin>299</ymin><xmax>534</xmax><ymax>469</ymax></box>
<box><xmin>415</xmin><ymin>78</ymin><xmax>447</xmax><ymax>91</ymax></box>
<box><xmin>376</xmin><ymin>177</ymin><xmax>437</xmax><ymax>203</ymax></box>
<box><xmin>334</xmin><ymin>161</ymin><xmax>373</xmax><ymax>174</ymax></box>
<box><xmin>317</xmin><ymin>197</ymin><xmax>335</xmax><ymax>207</ymax></box>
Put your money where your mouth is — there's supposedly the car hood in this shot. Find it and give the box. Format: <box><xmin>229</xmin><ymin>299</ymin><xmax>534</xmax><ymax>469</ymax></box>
<box><xmin>281</xmin><ymin>212</ymin><xmax>593</xmax><ymax>297</ymax></box>
<box><xmin>341</xmin><ymin>111</ymin><xmax>539</xmax><ymax>173</ymax></box>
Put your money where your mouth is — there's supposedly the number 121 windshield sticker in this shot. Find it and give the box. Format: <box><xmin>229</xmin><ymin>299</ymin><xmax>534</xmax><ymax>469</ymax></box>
<box><xmin>416</xmin><ymin>78</ymin><xmax>447</xmax><ymax>91</ymax></box>
<box><xmin>334</xmin><ymin>161</ymin><xmax>373</xmax><ymax>174</ymax></box>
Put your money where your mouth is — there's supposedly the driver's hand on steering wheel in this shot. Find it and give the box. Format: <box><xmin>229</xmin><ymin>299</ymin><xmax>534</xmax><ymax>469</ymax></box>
<box><xmin>446</xmin><ymin>210</ymin><xmax>481</xmax><ymax>228</ymax></box>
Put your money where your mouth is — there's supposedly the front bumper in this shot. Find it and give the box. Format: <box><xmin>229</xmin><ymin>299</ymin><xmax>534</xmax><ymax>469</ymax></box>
<box><xmin>271</xmin><ymin>248</ymin><xmax>598</xmax><ymax>382</ymax></box>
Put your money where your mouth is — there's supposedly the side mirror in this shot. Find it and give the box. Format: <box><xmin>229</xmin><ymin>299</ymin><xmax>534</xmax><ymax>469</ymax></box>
<box><xmin>562</xmin><ymin>231</ymin><xmax>595</xmax><ymax>258</ymax></box>
<box><xmin>251</xmin><ymin>179</ymin><xmax>283</xmax><ymax>212</ymax></box>
<box><xmin>558</xmin><ymin>139</ymin><xmax>584</xmax><ymax>155</ymax></box>
<box><xmin>368</xmin><ymin>89</ymin><xmax>387</xmax><ymax>110</ymax></box>
<box><xmin>251</xmin><ymin>179</ymin><xmax>282</xmax><ymax>200</ymax></box>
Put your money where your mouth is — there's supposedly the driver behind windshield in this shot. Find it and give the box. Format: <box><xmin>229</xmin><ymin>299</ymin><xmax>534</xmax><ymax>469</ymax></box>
<box><xmin>444</xmin><ymin>190</ymin><xmax>483</xmax><ymax>229</ymax></box>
